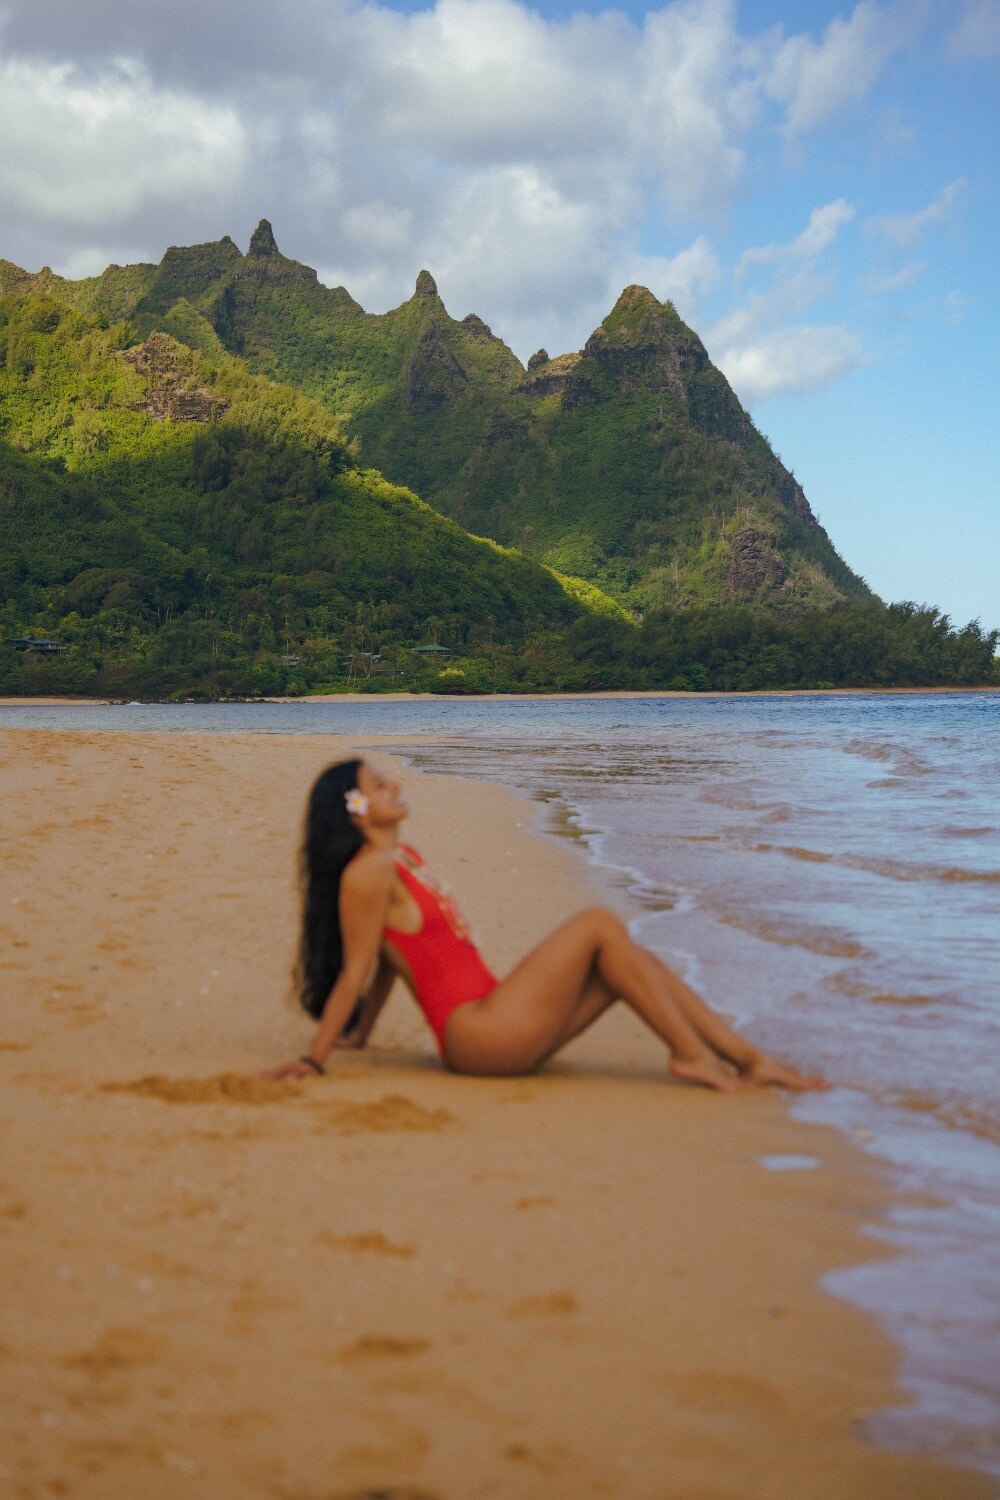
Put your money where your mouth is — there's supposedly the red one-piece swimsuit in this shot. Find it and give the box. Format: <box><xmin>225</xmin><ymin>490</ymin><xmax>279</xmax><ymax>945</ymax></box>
<box><xmin>383</xmin><ymin>844</ymin><xmax>498</xmax><ymax>1054</ymax></box>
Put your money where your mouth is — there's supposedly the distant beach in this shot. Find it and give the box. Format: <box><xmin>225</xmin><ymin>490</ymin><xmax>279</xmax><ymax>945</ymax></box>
<box><xmin>2</xmin><ymin>682</ymin><xmax>997</xmax><ymax>711</ymax></box>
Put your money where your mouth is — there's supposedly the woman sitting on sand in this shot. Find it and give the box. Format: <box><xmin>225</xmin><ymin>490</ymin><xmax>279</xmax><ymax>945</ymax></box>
<box><xmin>266</xmin><ymin>760</ymin><xmax>827</xmax><ymax>1093</ymax></box>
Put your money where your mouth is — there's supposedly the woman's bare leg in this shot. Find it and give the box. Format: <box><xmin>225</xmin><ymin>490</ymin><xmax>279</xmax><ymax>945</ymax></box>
<box><xmin>538</xmin><ymin>972</ymin><xmax>617</xmax><ymax>1059</ymax></box>
<box><xmin>444</xmin><ymin>907</ymin><xmax>742</xmax><ymax>1091</ymax></box>
<box><xmin>643</xmin><ymin>950</ymin><xmax>827</xmax><ymax>1089</ymax></box>
<box><xmin>523</xmin><ymin>946</ymin><xmax>826</xmax><ymax>1089</ymax></box>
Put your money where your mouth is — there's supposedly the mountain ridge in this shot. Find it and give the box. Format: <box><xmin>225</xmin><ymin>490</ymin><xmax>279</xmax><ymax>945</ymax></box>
<box><xmin>4</xmin><ymin>222</ymin><xmax>871</xmax><ymax>616</ymax></box>
<box><xmin>2</xmin><ymin>256</ymin><xmax>995</xmax><ymax>697</ymax></box>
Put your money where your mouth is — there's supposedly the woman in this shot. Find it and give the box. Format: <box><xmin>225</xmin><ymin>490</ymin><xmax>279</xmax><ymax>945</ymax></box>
<box><xmin>265</xmin><ymin>759</ymin><xmax>828</xmax><ymax>1092</ymax></box>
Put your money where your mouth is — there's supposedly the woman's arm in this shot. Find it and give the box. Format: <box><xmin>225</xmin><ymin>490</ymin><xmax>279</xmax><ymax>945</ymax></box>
<box><xmin>262</xmin><ymin>852</ymin><xmax>394</xmax><ymax>1079</ymax></box>
<box><xmin>334</xmin><ymin>958</ymin><xmax>395</xmax><ymax>1048</ymax></box>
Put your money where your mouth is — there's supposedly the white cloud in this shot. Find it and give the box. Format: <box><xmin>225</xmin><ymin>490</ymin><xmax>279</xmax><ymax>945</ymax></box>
<box><xmin>630</xmin><ymin>0</ymin><xmax>749</xmax><ymax>216</ymax></box>
<box><xmin>868</xmin><ymin>179</ymin><xmax>966</xmax><ymax>250</ymax></box>
<box><xmin>715</xmin><ymin>326</ymin><xmax>864</xmax><ymax>402</ymax></box>
<box><xmin>947</xmin><ymin>0</ymin><xmax>1000</xmax><ymax>61</ymax></box>
<box><xmin>706</xmin><ymin>199</ymin><xmax>863</xmax><ymax>400</ymax></box>
<box><xmin>0</xmin><ymin>0</ymin><xmax>903</xmax><ymax>381</ymax></box>
<box><xmin>762</xmin><ymin>1</ymin><xmax>910</xmax><ymax>135</ymax></box>
<box><xmin>864</xmin><ymin>259</ymin><xmax>926</xmax><ymax>293</ymax></box>
<box><xmin>0</xmin><ymin>53</ymin><xmax>248</xmax><ymax>228</ymax></box>
<box><xmin>738</xmin><ymin>198</ymin><xmax>855</xmax><ymax>276</ymax></box>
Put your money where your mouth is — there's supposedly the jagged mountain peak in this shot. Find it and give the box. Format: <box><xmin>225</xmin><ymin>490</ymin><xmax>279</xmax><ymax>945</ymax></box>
<box><xmin>1</xmin><ymin>226</ymin><xmax>870</xmax><ymax>614</ymax></box>
<box><xmin>614</xmin><ymin>284</ymin><xmax>662</xmax><ymax>313</ymax></box>
<box><xmin>248</xmin><ymin>219</ymin><xmax>279</xmax><ymax>257</ymax></box>
<box><xmin>589</xmin><ymin>283</ymin><xmax>686</xmax><ymax>350</ymax></box>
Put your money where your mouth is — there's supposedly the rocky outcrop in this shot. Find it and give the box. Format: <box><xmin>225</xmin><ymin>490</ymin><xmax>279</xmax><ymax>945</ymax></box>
<box><xmin>237</xmin><ymin>221</ymin><xmax>317</xmax><ymax>284</ymax></box>
<box><xmin>484</xmin><ymin>411</ymin><xmax>532</xmax><ymax>445</ymax></box>
<box><xmin>515</xmin><ymin>351</ymin><xmax>595</xmax><ymax>407</ymax></box>
<box><xmin>414</xmin><ymin>270</ymin><xmax>438</xmax><ymax>297</ymax></box>
<box><xmin>583</xmin><ymin>286</ymin><xmax>687</xmax><ymax>400</ymax></box>
<box><xmin>582</xmin><ymin>285</ymin><xmax>758</xmax><ymax>448</ymax></box>
<box><xmin>727</xmin><ymin>524</ymin><xmax>788</xmax><ymax>596</ymax></box>
<box><xmin>404</xmin><ymin>324</ymin><xmax>468</xmax><ymax>414</ymax></box>
<box><xmin>119</xmin><ymin>334</ymin><xmax>229</xmax><ymax>423</ymax></box>
<box><xmin>461</xmin><ymin>314</ymin><xmax>494</xmax><ymax>339</ymax></box>
<box><xmin>248</xmin><ymin>219</ymin><xmax>278</xmax><ymax>257</ymax></box>
<box><xmin>527</xmin><ymin>348</ymin><xmax>549</xmax><ymax>370</ymax></box>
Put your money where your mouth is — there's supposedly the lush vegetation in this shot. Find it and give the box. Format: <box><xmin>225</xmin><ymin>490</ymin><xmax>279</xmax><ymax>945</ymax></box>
<box><xmin>562</xmin><ymin>602</ymin><xmax>997</xmax><ymax>692</ymax></box>
<box><xmin>13</xmin><ymin>226</ymin><xmax>872</xmax><ymax>614</ymax></box>
<box><xmin>1</xmin><ymin>256</ymin><xmax>995</xmax><ymax>699</ymax></box>
<box><xmin>0</xmin><ymin>294</ymin><xmax>607</xmax><ymax>697</ymax></box>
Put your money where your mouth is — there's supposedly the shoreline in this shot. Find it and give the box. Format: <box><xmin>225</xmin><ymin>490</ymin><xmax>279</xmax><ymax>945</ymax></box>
<box><xmin>1</xmin><ymin>682</ymin><xmax>997</xmax><ymax>709</ymax></box>
<box><xmin>0</xmin><ymin>727</ymin><xmax>991</xmax><ymax>1497</ymax></box>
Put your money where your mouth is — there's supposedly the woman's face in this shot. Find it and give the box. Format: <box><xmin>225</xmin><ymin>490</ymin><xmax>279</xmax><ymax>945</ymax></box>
<box><xmin>356</xmin><ymin>762</ymin><xmax>408</xmax><ymax>828</ymax></box>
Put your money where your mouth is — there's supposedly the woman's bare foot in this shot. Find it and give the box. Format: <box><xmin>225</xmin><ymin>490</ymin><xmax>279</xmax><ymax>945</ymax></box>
<box><xmin>669</xmin><ymin>1053</ymin><xmax>745</xmax><ymax>1093</ymax></box>
<box><xmin>742</xmin><ymin>1054</ymin><xmax>829</xmax><ymax>1091</ymax></box>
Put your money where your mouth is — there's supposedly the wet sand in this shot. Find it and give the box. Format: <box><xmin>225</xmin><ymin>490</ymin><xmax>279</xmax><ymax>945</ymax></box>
<box><xmin>0</xmin><ymin>728</ymin><xmax>990</xmax><ymax>1498</ymax></box>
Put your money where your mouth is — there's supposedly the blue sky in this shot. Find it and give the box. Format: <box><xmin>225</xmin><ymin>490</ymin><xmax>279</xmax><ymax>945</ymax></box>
<box><xmin>1</xmin><ymin>0</ymin><xmax>996</xmax><ymax>628</ymax></box>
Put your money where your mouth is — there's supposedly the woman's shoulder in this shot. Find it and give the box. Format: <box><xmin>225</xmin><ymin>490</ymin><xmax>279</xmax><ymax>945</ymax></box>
<box><xmin>342</xmin><ymin>844</ymin><xmax>397</xmax><ymax>895</ymax></box>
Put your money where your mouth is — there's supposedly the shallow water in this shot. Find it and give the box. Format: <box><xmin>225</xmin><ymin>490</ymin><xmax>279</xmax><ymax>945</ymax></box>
<box><xmin>3</xmin><ymin>691</ymin><xmax>999</xmax><ymax>1475</ymax></box>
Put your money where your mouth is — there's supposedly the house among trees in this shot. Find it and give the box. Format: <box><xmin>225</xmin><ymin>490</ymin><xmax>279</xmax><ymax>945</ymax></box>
<box><xmin>6</xmin><ymin>637</ymin><xmax>67</xmax><ymax>654</ymax></box>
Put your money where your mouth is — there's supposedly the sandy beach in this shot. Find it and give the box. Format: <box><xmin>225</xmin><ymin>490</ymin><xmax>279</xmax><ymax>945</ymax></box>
<box><xmin>0</xmin><ymin>728</ymin><xmax>990</xmax><ymax>1499</ymax></box>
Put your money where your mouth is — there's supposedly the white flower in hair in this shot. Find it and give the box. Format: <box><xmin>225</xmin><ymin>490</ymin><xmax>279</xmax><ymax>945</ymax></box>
<box><xmin>345</xmin><ymin>788</ymin><xmax>369</xmax><ymax>817</ymax></box>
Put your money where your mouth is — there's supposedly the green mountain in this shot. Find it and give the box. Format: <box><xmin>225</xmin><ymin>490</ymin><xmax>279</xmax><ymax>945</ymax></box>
<box><xmin>2</xmin><ymin>234</ymin><xmax>995</xmax><ymax>696</ymax></box>
<box><xmin>4</xmin><ymin>222</ymin><xmax>871</xmax><ymax>615</ymax></box>
<box><xmin>0</xmin><ymin>290</ymin><xmax>624</xmax><ymax>697</ymax></box>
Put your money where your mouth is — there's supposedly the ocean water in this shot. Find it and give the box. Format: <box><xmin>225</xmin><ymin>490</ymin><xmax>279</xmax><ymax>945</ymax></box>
<box><xmin>3</xmin><ymin>691</ymin><xmax>999</xmax><ymax>1476</ymax></box>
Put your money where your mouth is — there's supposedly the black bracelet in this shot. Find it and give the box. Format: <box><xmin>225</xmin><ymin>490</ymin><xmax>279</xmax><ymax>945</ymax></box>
<box><xmin>299</xmin><ymin>1055</ymin><xmax>325</xmax><ymax>1075</ymax></box>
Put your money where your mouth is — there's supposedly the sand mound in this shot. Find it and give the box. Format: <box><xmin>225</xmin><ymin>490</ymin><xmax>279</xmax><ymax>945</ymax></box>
<box><xmin>316</xmin><ymin>1231</ymin><xmax>415</xmax><ymax>1258</ymax></box>
<box><xmin>315</xmin><ymin>1093</ymin><xmax>456</xmax><ymax>1135</ymax></box>
<box><xmin>508</xmin><ymin>1292</ymin><xmax>578</xmax><ymax>1318</ymax></box>
<box><xmin>337</xmin><ymin>1335</ymin><xmax>432</xmax><ymax>1361</ymax></box>
<box><xmin>102</xmin><ymin>1072</ymin><xmax>303</xmax><ymax>1104</ymax></box>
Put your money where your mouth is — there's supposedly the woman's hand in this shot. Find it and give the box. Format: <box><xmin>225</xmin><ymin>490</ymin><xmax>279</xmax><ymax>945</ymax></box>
<box><xmin>331</xmin><ymin>1027</ymin><xmax>366</xmax><ymax>1050</ymax></box>
<box><xmin>259</xmin><ymin>1058</ymin><xmax>324</xmax><ymax>1080</ymax></box>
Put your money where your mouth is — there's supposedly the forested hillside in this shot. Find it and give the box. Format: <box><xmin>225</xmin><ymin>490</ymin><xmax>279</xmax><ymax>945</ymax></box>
<box><xmin>4</xmin><ymin>223</ymin><xmax>870</xmax><ymax>613</ymax></box>
<box><xmin>0</xmin><ymin>293</ymin><xmax>620</xmax><ymax>697</ymax></box>
<box><xmin>1</xmin><ymin>239</ymin><xmax>995</xmax><ymax>697</ymax></box>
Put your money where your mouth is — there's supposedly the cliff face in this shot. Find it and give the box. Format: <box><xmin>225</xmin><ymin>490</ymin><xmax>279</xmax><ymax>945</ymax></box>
<box><xmin>12</xmin><ymin>222</ymin><xmax>871</xmax><ymax>613</ymax></box>
<box><xmin>119</xmin><ymin>334</ymin><xmax>230</xmax><ymax>423</ymax></box>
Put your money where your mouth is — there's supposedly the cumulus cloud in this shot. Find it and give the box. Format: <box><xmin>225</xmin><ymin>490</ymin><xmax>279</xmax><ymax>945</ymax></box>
<box><xmin>868</xmin><ymin>179</ymin><xmax>966</xmax><ymax>250</ymax></box>
<box><xmin>864</xmin><ymin>259</ymin><xmax>926</xmax><ymax>294</ymax></box>
<box><xmin>705</xmin><ymin>199</ymin><xmax>864</xmax><ymax>402</ymax></box>
<box><xmin>0</xmin><ymin>0</ymin><xmax>908</xmax><ymax>369</ymax></box>
<box><xmin>738</xmin><ymin>199</ymin><xmax>855</xmax><ymax>277</ymax></box>
<box><xmin>0</xmin><ymin>53</ymin><xmax>248</xmax><ymax>228</ymax></box>
<box><xmin>760</xmin><ymin>1</ymin><xmax>910</xmax><ymax>135</ymax></box>
<box><xmin>715</xmin><ymin>326</ymin><xmax>864</xmax><ymax>401</ymax></box>
<box><xmin>947</xmin><ymin>0</ymin><xmax>1000</xmax><ymax>61</ymax></box>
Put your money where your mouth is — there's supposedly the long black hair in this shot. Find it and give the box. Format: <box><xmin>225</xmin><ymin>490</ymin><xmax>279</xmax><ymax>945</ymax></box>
<box><xmin>297</xmin><ymin>758</ymin><xmax>366</xmax><ymax>1019</ymax></box>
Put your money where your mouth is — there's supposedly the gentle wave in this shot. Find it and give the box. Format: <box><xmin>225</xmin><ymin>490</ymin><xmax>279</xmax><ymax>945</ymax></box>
<box><xmin>822</xmin><ymin>974</ymin><xmax>938</xmax><ymax>1007</ymax></box>
<box><xmin>753</xmin><ymin>841</ymin><xmax>1000</xmax><ymax>885</ymax></box>
<box><xmin>842</xmin><ymin>737</ymin><xmax>933</xmax><ymax>777</ymax></box>
<box><xmin>886</xmin><ymin>1092</ymin><xmax>1000</xmax><ymax>1149</ymax></box>
<box><xmin>715</xmin><ymin>906</ymin><xmax>872</xmax><ymax>959</ymax></box>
